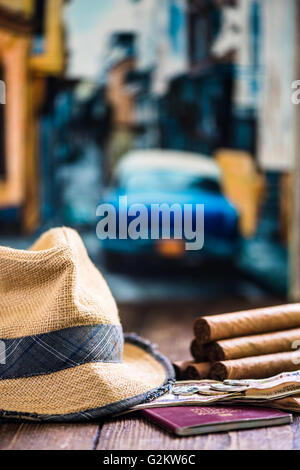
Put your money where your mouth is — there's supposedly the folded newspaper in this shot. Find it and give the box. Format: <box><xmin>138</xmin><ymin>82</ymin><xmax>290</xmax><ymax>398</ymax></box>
<box><xmin>129</xmin><ymin>371</ymin><xmax>300</xmax><ymax>413</ymax></box>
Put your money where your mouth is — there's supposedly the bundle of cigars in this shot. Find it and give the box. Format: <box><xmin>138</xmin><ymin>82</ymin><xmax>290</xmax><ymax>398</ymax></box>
<box><xmin>174</xmin><ymin>304</ymin><xmax>300</xmax><ymax>381</ymax></box>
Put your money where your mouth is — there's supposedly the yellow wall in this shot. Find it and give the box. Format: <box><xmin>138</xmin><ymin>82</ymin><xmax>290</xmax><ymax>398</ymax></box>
<box><xmin>0</xmin><ymin>0</ymin><xmax>66</xmax><ymax>232</ymax></box>
<box><xmin>215</xmin><ymin>149</ymin><xmax>266</xmax><ymax>238</ymax></box>
<box><xmin>0</xmin><ymin>31</ymin><xmax>30</xmax><ymax>208</ymax></box>
<box><xmin>0</xmin><ymin>0</ymin><xmax>34</xmax><ymax>16</ymax></box>
<box><xmin>30</xmin><ymin>0</ymin><xmax>65</xmax><ymax>75</ymax></box>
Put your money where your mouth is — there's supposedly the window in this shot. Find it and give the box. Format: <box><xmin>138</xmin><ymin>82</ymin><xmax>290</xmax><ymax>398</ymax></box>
<box><xmin>188</xmin><ymin>2</ymin><xmax>221</xmax><ymax>67</ymax></box>
<box><xmin>32</xmin><ymin>0</ymin><xmax>47</xmax><ymax>54</ymax></box>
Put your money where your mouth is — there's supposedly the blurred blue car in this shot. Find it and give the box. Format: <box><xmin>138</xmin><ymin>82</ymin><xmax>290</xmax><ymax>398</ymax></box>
<box><xmin>99</xmin><ymin>150</ymin><xmax>240</xmax><ymax>268</ymax></box>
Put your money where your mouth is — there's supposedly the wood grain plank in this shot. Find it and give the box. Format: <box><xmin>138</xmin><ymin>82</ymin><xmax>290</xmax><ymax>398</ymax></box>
<box><xmin>119</xmin><ymin>298</ymin><xmax>284</xmax><ymax>363</ymax></box>
<box><xmin>227</xmin><ymin>424</ymin><xmax>294</xmax><ymax>450</ymax></box>
<box><xmin>98</xmin><ymin>416</ymin><xmax>295</xmax><ymax>450</ymax></box>
<box><xmin>98</xmin><ymin>415</ymin><xmax>231</xmax><ymax>451</ymax></box>
<box><xmin>0</xmin><ymin>422</ymin><xmax>100</xmax><ymax>450</ymax></box>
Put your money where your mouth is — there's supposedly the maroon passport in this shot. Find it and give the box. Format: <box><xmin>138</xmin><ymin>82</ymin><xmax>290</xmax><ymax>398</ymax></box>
<box><xmin>141</xmin><ymin>405</ymin><xmax>292</xmax><ymax>436</ymax></box>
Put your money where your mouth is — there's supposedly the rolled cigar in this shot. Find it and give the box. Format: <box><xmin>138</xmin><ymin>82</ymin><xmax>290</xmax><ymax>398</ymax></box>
<box><xmin>190</xmin><ymin>339</ymin><xmax>208</xmax><ymax>362</ymax></box>
<box><xmin>206</xmin><ymin>328</ymin><xmax>300</xmax><ymax>361</ymax></box>
<box><xmin>173</xmin><ymin>361</ymin><xmax>194</xmax><ymax>380</ymax></box>
<box><xmin>194</xmin><ymin>304</ymin><xmax>300</xmax><ymax>343</ymax></box>
<box><xmin>210</xmin><ymin>350</ymin><xmax>300</xmax><ymax>381</ymax></box>
<box><xmin>185</xmin><ymin>362</ymin><xmax>211</xmax><ymax>380</ymax></box>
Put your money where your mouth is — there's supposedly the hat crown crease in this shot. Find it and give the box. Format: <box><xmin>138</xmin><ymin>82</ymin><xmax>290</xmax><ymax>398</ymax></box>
<box><xmin>0</xmin><ymin>227</ymin><xmax>121</xmax><ymax>340</ymax></box>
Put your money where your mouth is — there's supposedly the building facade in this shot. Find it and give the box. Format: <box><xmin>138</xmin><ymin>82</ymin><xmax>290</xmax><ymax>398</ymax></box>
<box><xmin>0</xmin><ymin>0</ymin><xmax>67</xmax><ymax>233</ymax></box>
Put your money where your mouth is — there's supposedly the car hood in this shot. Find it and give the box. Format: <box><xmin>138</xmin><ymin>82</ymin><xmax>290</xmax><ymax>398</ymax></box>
<box><xmin>102</xmin><ymin>188</ymin><xmax>239</xmax><ymax>237</ymax></box>
<box><xmin>104</xmin><ymin>188</ymin><xmax>238</xmax><ymax>217</ymax></box>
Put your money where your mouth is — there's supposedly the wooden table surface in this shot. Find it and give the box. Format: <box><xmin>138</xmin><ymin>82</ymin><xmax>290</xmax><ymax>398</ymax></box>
<box><xmin>1</xmin><ymin>298</ymin><xmax>299</xmax><ymax>450</ymax></box>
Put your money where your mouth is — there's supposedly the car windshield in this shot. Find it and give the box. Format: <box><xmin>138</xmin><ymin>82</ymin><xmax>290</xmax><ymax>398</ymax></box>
<box><xmin>119</xmin><ymin>170</ymin><xmax>221</xmax><ymax>193</ymax></box>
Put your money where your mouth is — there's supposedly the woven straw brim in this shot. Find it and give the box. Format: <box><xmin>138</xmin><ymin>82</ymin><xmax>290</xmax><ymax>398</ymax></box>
<box><xmin>0</xmin><ymin>335</ymin><xmax>175</xmax><ymax>422</ymax></box>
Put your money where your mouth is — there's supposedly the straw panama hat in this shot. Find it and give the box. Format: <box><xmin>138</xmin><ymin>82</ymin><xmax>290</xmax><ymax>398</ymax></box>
<box><xmin>0</xmin><ymin>227</ymin><xmax>175</xmax><ymax>422</ymax></box>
